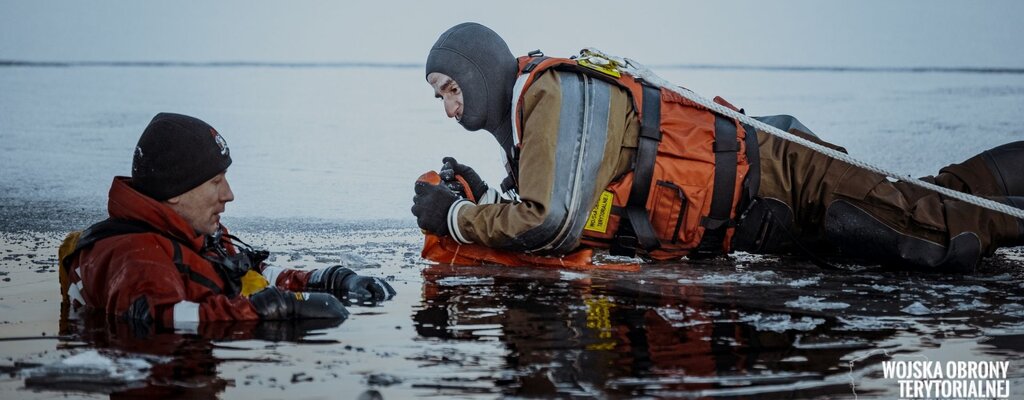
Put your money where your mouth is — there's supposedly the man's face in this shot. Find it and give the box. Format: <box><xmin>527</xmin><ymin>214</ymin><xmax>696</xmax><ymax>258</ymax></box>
<box><xmin>427</xmin><ymin>72</ymin><xmax>464</xmax><ymax>121</ymax></box>
<box><xmin>165</xmin><ymin>171</ymin><xmax>235</xmax><ymax>235</ymax></box>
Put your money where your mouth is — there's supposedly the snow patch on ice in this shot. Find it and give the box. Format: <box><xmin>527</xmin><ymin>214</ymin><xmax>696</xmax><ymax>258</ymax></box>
<box><xmin>785</xmin><ymin>296</ymin><xmax>849</xmax><ymax>311</ymax></box>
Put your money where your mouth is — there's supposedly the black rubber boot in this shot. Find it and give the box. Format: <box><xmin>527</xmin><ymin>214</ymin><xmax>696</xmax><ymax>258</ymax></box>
<box><xmin>982</xmin><ymin>141</ymin><xmax>1024</xmax><ymax>196</ymax></box>
<box><xmin>824</xmin><ymin>200</ymin><xmax>981</xmax><ymax>272</ymax></box>
<box><xmin>935</xmin><ymin>141</ymin><xmax>1024</xmax><ymax>196</ymax></box>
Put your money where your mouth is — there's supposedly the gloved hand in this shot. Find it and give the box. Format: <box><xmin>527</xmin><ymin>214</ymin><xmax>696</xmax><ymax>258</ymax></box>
<box><xmin>411</xmin><ymin>178</ymin><xmax>462</xmax><ymax>235</ymax></box>
<box><xmin>249</xmin><ymin>287</ymin><xmax>350</xmax><ymax>320</ymax></box>
<box><xmin>440</xmin><ymin>157</ymin><xmax>504</xmax><ymax>204</ymax></box>
<box><xmin>439</xmin><ymin>157</ymin><xmax>489</xmax><ymax>202</ymax></box>
<box><xmin>306</xmin><ymin>265</ymin><xmax>396</xmax><ymax>303</ymax></box>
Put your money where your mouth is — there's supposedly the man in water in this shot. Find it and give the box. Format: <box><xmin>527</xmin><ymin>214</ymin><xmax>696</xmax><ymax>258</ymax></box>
<box><xmin>412</xmin><ymin>22</ymin><xmax>1024</xmax><ymax>270</ymax></box>
<box><xmin>61</xmin><ymin>113</ymin><xmax>395</xmax><ymax>328</ymax></box>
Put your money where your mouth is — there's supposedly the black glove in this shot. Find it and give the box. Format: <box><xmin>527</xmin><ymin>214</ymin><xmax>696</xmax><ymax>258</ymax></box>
<box><xmin>440</xmin><ymin>157</ymin><xmax>489</xmax><ymax>202</ymax></box>
<box><xmin>249</xmin><ymin>287</ymin><xmax>350</xmax><ymax>320</ymax></box>
<box><xmin>306</xmin><ymin>265</ymin><xmax>397</xmax><ymax>303</ymax></box>
<box><xmin>411</xmin><ymin>180</ymin><xmax>461</xmax><ymax>235</ymax></box>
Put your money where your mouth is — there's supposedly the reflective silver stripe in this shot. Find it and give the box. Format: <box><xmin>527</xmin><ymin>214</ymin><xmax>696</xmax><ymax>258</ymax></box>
<box><xmin>510</xmin><ymin>73</ymin><xmax>530</xmax><ymax>149</ymax></box>
<box><xmin>478</xmin><ymin>186</ymin><xmax>502</xmax><ymax>205</ymax></box>
<box><xmin>449</xmin><ymin>199</ymin><xmax>474</xmax><ymax>244</ymax></box>
<box><xmin>262</xmin><ymin>266</ymin><xmax>285</xmax><ymax>286</ymax></box>
<box><xmin>521</xmin><ymin>71</ymin><xmax>611</xmax><ymax>253</ymax></box>
<box><xmin>172</xmin><ymin>301</ymin><xmax>200</xmax><ymax>333</ymax></box>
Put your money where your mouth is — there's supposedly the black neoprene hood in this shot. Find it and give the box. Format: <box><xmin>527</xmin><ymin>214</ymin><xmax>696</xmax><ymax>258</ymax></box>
<box><xmin>425</xmin><ymin>22</ymin><xmax>517</xmax><ymax>133</ymax></box>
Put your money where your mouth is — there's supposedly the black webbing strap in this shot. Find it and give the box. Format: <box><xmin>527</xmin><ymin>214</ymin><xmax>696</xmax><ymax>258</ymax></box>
<box><xmin>171</xmin><ymin>241</ymin><xmax>222</xmax><ymax>295</ymax></box>
<box><xmin>693</xmin><ymin>114</ymin><xmax>740</xmax><ymax>256</ymax></box>
<box><xmin>742</xmin><ymin>123</ymin><xmax>760</xmax><ymax>201</ymax></box>
<box><xmin>63</xmin><ymin>219</ymin><xmax>160</xmax><ymax>271</ymax></box>
<box><xmin>610</xmin><ymin>85</ymin><xmax>662</xmax><ymax>256</ymax></box>
<box><xmin>65</xmin><ymin>218</ymin><xmax>223</xmax><ymax>294</ymax></box>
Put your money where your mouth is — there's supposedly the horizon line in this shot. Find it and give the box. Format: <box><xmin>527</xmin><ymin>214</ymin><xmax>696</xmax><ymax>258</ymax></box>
<box><xmin>1</xmin><ymin>60</ymin><xmax>1022</xmax><ymax>74</ymax></box>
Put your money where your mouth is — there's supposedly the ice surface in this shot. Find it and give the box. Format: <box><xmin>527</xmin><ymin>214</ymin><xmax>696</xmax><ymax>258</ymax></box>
<box><xmin>2</xmin><ymin>65</ymin><xmax>1024</xmax><ymax>399</ymax></box>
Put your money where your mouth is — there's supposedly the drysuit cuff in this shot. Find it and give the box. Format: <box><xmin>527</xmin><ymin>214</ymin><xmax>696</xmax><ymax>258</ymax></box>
<box><xmin>478</xmin><ymin>186</ymin><xmax>502</xmax><ymax>205</ymax></box>
<box><xmin>448</xmin><ymin>199</ymin><xmax>474</xmax><ymax>244</ymax></box>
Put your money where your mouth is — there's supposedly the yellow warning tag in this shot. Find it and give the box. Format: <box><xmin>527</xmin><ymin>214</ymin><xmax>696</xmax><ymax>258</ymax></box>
<box><xmin>577</xmin><ymin>58</ymin><xmax>622</xmax><ymax>78</ymax></box>
<box><xmin>584</xmin><ymin>191</ymin><xmax>614</xmax><ymax>233</ymax></box>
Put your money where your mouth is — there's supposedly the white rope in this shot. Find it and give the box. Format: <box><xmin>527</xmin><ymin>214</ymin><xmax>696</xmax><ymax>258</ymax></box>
<box><xmin>581</xmin><ymin>48</ymin><xmax>1024</xmax><ymax>220</ymax></box>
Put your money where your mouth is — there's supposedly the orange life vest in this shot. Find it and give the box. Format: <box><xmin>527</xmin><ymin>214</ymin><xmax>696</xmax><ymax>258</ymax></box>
<box><xmin>510</xmin><ymin>54</ymin><xmax>757</xmax><ymax>259</ymax></box>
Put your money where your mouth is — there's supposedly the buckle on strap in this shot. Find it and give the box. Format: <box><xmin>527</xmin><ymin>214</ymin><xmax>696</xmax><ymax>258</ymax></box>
<box><xmin>713</xmin><ymin>138</ymin><xmax>739</xmax><ymax>153</ymax></box>
<box><xmin>701</xmin><ymin>216</ymin><xmax>736</xmax><ymax>230</ymax></box>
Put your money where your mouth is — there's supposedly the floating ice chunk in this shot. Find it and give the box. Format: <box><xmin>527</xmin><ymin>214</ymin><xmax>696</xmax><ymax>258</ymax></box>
<box><xmin>436</xmin><ymin>276</ymin><xmax>495</xmax><ymax>286</ymax></box>
<box><xmin>836</xmin><ymin>316</ymin><xmax>912</xmax><ymax>331</ymax></box>
<box><xmin>788</xmin><ymin>277</ymin><xmax>820</xmax><ymax>288</ymax></box>
<box><xmin>743</xmin><ymin>313</ymin><xmax>824</xmax><ymax>332</ymax></box>
<box><xmin>559</xmin><ymin>270</ymin><xmax>589</xmax><ymax>281</ymax></box>
<box><xmin>784</xmin><ymin>296</ymin><xmax>849</xmax><ymax>311</ymax></box>
<box><xmin>868</xmin><ymin>284</ymin><xmax>898</xmax><ymax>293</ymax></box>
<box><xmin>677</xmin><ymin>271</ymin><xmax>776</xmax><ymax>285</ymax></box>
<box><xmin>793</xmin><ymin>336</ymin><xmax>870</xmax><ymax>350</ymax></box>
<box><xmin>901</xmin><ymin>302</ymin><xmax>931</xmax><ymax>315</ymax></box>
<box><xmin>953</xmin><ymin>299</ymin><xmax>990</xmax><ymax>311</ymax></box>
<box><xmin>22</xmin><ymin>350</ymin><xmax>151</xmax><ymax>393</ymax></box>
<box><xmin>996</xmin><ymin>303</ymin><xmax>1024</xmax><ymax>317</ymax></box>
<box><xmin>655</xmin><ymin>306</ymin><xmax>710</xmax><ymax>328</ymax></box>
<box><xmin>946</xmin><ymin>285</ymin><xmax>991</xmax><ymax>295</ymax></box>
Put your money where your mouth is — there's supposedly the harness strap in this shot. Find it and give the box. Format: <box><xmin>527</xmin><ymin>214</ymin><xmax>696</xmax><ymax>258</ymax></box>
<box><xmin>610</xmin><ymin>84</ymin><xmax>662</xmax><ymax>256</ymax></box>
<box><xmin>742</xmin><ymin>123</ymin><xmax>760</xmax><ymax>201</ymax></box>
<box><xmin>171</xmin><ymin>240</ymin><xmax>222</xmax><ymax>295</ymax></box>
<box><xmin>693</xmin><ymin>115</ymin><xmax>740</xmax><ymax>256</ymax></box>
<box><xmin>64</xmin><ymin>218</ymin><xmax>224</xmax><ymax>295</ymax></box>
<box><xmin>522</xmin><ymin>55</ymin><xmax>549</xmax><ymax>73</ymax></box>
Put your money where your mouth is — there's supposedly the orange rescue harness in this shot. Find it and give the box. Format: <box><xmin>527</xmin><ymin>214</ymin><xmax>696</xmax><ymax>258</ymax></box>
<box><xmin>510</xmin><ymin>54</ymin><xmax>758</xmax><ymax>259</ymax></box>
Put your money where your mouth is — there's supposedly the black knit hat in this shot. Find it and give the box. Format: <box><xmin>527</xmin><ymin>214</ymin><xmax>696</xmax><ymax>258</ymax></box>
<box><xmin>131</xmin><ymin>113</ymin><xmax>232</xmax><ymax>200</ymax></box>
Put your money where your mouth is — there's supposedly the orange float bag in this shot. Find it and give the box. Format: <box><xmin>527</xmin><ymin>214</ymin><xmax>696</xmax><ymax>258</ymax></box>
<box><xmin>416</xmin><ymin>171</ymin><xmax>639</xmax><ymax>272</ymax></box>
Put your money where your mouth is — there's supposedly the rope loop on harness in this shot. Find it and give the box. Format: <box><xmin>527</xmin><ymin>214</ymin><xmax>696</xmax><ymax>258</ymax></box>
<box><xmin>579</xmin><ymin>48</ymin><xmax>1024</xmax><ymax>220</ymax></box>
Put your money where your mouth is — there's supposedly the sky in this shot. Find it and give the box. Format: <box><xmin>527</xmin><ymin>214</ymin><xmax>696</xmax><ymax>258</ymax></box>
<box><xmin>1</xmin><ymin>0</ymin><xmax>1023</xmax><ymax>68</ymax></box>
